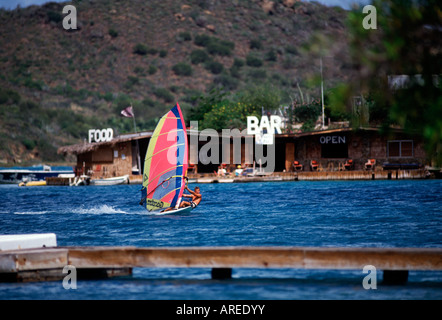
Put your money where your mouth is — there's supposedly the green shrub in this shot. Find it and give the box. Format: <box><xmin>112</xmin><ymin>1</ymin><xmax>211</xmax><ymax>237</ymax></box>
<box><xmin>154</xmin><ymin>87</ymin><xmax>174</xmax><ymax>103</ymax></box>
<box><xmin>265</xmin><ymin>49</ymin><xmax>277</xmax><ymax>61</ymax></box>
<box><xmin>19</xmin><ymin>100</ymin><xmax>39</xmax><ymax>111</ymax></box>
<box><xmin>0</xmin><ymin>88</ymin><xmax>20</xmax><ymax>105</ymax></box>
<box><xmin>133</xmin><ymin>43</ymin><xmax>148</xmax><ymax>55</ymax></box>
<box><xmin>159</xmin><ymin>49</ymin><xmax>168</xmax><ymax>58</ymax></box>
<box><xmin>194</xmin><ymin>34</ymin><xmax>234</xmax><ymax>56</ymax></box>
<box><xmin>206</xmin><ymin>39</ymin><xmax>234</xmax><ymax>56</ymax></box>
<box><xmin>142</xmin><ymin>97</ymin><xmax>156</xmax><ymax>107</ymax></box>
<box><xmin>134</xmin><ymin>66</ymin><xmax>145</xmax><ymax>75</ymax></box>
<box><xmin>285</xmin><ymin>45</ymin><xmax>298</xmax><ymax>55</ymax></box>
<box><xmin>194</xmin><ymin>34</ymin><xmax>211</xmax><ymax>46</ymax></box>
<box><xmin>124</xmin><ymin>76</ymin><xmax>139</xmax><ymax>89</ymax></box>
<box><xmin>282</xmin><ymin>57</ymin><xmax>296</xmax><ymax>69</ymax></box>
<box><xmin>246</xmin><ymin>54</ymin><xmax>263</xmax><ymax>67</ymax></box>
<box><xmin>108</xmin><ymin>28</ymin><xmax>118</xmax><ymax>38</ymax></box>
<box><xmin>204</xmin><ymin>61</ymin><xmax>224</xmax><ymax>74</ymax></box>
<box><xmin>47</xmin><ymin>11</ymin><xmax>62</xmax><ymax>23</ymax></box>
<box><xmin>250</xmin><ymin>39</ymin><xmax>262</xmax><ymax>50</ymax></box>
<box><xmin>213</xmin><ymin>74</ymin><xmax>239</xmax><ymax>90</ymax></box>
<box><xmin>172</xmin><ymin>63</ymin><xmax>193</xmax><ymax>76</ymax></box>
<box><xmin>294</xmin><ymin>102</ymin><xmax>321</xmax><ymax>122</ymax></box>
<box><xmin>102</xmin><ymin>92</ymin><xmax>114</xmax><ymax>102</ymax></box>
<box><xmin>146</xmin><ymin>48</ymin><xmax>158</xmax><ymax>55</ymax></box>
<box><xmin>178</xmin><ymin>31</ymin><xmax>192</xmax><ymax>41</ymax></box>
<box><xmin>23</xmin><ymin>77</ymin><xmax>44</xmax><ymax>90</ymax></box>
<box><xmin>190</xmin><ymin>49</ymin><xmax>209</xmax><ymax>64</ymax></box>
<box><xmin>248</xmin><ymin>69</ymin><xmax>267</xmax><ymax>79</ymax></box>
<box><xmin>148</xmin><ymin>65</ymin><xmax>157</xmax><ymax>75</ymax></box>
<box><xmin>233</xmin><ymin>58</ymin><xmax>245</xmax><ymax>68</ymax></box>
<box><xmin>22</xmin><ymin>138</ymin><xmax>36</xmax><ymax>150</ymax></box>
<box><xmin>169</xmin><ymin>85</ymin><xmax>180</xmax><ymax>93</ymax></box>
<box><xmin>301</xmin><ymin>119</ymin><xmax>316</xmax><ymax>132</ymax></box>
<box><xmin>230</xmin><ymin>66</ymin><xmax>241</xmax><ymax>78</ymax></box>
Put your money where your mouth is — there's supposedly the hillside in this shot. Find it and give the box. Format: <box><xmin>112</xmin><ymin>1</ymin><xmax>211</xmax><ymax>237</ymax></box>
<box><xmin>0</xmin><ymin>0</ymin><xmax>355</xmax><ymax>164</ymax></box>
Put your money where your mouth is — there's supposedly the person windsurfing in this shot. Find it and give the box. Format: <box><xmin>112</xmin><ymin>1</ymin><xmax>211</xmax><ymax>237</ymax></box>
<box><xmin>161</xmin><ymin>186</ymin><xmax>201</xmax><ymax>212</ymax></box>
<box><xmin>179</xmin><ymin>186</ymin><xmax>202</xmax><ymax>209</ymax></box>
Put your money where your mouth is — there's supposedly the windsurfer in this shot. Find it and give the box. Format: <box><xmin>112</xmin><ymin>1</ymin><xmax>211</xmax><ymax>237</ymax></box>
<box><xmin>162</xmin><ymin>186</ymin><xmax>201</xmax><ymax>212</ymax></box>
<box><xmin>180</xmin><ymin>186</ymin><xmax>202</xmax><ymax>208</ymax></box>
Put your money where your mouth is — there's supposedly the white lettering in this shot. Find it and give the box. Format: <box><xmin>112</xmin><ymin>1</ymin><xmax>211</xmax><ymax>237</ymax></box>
<box><xmin>62</xmin><ymin>265</ymin><xmax>77</xmax><ymax>289</ymax></box>
<box><xmin>362</xmin><ymin>5</ymin><xmax>377</xmax><ymax>30</ymax></box>
<box><xmin>219</xmin><ymin>305</ymin><xmax>265</xmax><ymax>315</ymax></box>
<box><xmin>247</xmin><ymin>116</ymin><xmax>259</xmax><ymax>135</ymax></box>
<box><xmin>362</xmin><ymin>265</ymin><xmax>377</xmax><ymax>289</ymax></box>
<box><xmin>176</xmin><ymin>304</ymin><xmax>210</xmax><ymax>317</ymax></box>
<box><xmin>199</xmin><ymin>128</ymin><xmax>219</xmax><ymax>165</ymax></box>
<box><xmin>62</xmin><ymin>5</ymin><xmax>77</xmax><ymax>30</ymax></box>
<box><xmin>88</xmin><ymin>129</ymin><xmax>94</xmax><ymax>143</ymax></box>
<box><xmin>166</xmin><ymin>129</ymin><xmax>179</xmax><ymax>165</ymax></box>
<box><xmin>88</xmin><ymin>128</ymin><xmax>114</xmax><ymax>143</ymax></box>
<box><xmin>319</xmin><ymin>135</ymin><xmax>347</xmax><ymax>144</ymax></box>
<box><xmin>259</xmin><ymin>116</ymin><xmax>271</xmax><ymax>134</ymax></box>
<box><xmin>270</xmin><ymin>115</ymin><xmax>282</xmax><ymax>134</ymax></box>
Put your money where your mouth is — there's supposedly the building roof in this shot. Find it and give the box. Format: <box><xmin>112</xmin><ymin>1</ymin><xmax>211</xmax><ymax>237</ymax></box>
<box><xmin>58</xmin><ymin>126</ymin><xmax>413</xmax><ymax>155</ymax></box>
<box><xmin>57</xmin><ymin>131</ymin><xmax>152</xmax><ymax>155</ymax></box>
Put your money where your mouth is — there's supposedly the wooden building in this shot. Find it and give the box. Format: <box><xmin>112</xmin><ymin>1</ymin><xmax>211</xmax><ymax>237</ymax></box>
<box><xmin>276</xmin><ymin>127</ymin><xmax>427</xmax><ymax>172</ymax></box>
<box><xmin>58</xmin><ymin>127</ymin><xmax>428</xmax><ymax>179</ymax></box>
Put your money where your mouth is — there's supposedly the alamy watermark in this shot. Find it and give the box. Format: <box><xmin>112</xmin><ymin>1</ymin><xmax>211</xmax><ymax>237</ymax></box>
<box><xmin>62</xmin><ymin>265</ymin><xmax>77</xmax><ymax>289</ymax></box>
<box><xmin>62</xmin><ymin>5</ymin><xmax>77</xmax><ymax>30</ymax></box>
<box><xmin>362</xmin><ymin>5</ymin><xmax>377</xmax><ymax>30</ymax></box>
<box><xmin>362</xmin><ymin>265</ymin><xmax>377</xmax><ymax>289</ymax></box>
<box><xmin>185</xmin><ymin>118</ymin><xmax>278</xmax><ymax>174</ymax></box>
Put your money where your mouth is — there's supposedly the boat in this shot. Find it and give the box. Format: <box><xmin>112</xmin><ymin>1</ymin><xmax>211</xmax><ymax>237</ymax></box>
<box><xmin>139</xmin><ymin>103</ymin><xmax>191</xmax><ymax>214</ymax></box>
<box><xmin>0</xmin><ymin>165</ymin><xmax>74</xmax><ymax>184</ymax></box>
<box><xmin>89</xmin><ymin>175</ymin><xmax>129</xmax><ymax>186</ymax></box>
<box><xmin>18</xmin><ymin>180</ymin><xmax>47</xmax><ymax>187</ymax></box>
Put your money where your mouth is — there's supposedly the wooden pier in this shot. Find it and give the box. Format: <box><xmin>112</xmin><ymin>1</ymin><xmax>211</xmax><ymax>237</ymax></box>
<box><xmin>189</xmin><ymin>169</ymin><xmax>428</xmax><ymax>183</ymax></box>
<box><xmin>1</xmin><ymin>245</ymin><xmax>441</xmax><ymax>283</ymax></box>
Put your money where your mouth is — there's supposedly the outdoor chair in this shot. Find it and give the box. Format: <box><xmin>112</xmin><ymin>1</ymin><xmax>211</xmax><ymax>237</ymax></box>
<box><xmin>365</xmin><ymin>159</ymin><xmax>376</xmax><ymax>170</ymax></box>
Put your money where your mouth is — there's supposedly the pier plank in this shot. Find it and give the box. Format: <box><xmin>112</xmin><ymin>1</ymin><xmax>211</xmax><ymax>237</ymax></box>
<box><xmin>65</xmin><ymin>246</ymin><xmax>442</xmax><ymax>270</ymax></box>
<box><xmin>1</xmin><ymin>246</ymin><xmax>441</xmax><ymax>282</ymax></box>
<box><xmin>0</xmin><ymin>248</ymin><xmax>68</xmax><ymax>272</ymax></box>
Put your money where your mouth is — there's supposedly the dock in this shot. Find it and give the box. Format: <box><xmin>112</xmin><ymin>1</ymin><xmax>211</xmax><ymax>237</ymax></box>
<box><xmin>189</xmin><ymin>169</ymin><xmax>429</xmax><ymax>183</ymax></box>
<box><xmin>1</xmin><ymin>244</ymin><xmax>441</xmax><ymax>283</ymax></box>
<box><xmin>40</xmin><ymin>170</ymin><xmax>430</xmax><ymax>185</ymax></box>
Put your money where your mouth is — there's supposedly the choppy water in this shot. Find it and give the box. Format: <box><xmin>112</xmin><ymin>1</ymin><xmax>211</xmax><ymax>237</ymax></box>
<box><xmin>0</xmin><ymin>180</ymin><xmax>441</xmax><ymax>300</ymax></box>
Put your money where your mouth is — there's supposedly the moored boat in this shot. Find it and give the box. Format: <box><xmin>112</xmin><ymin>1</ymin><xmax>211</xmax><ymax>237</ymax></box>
<box><xmin>90</xmin><ymin>174</ymin><xmax>129</xmax><ymax>186</ymax></box>
<box><xmin>0</xmin><ymin>165</ymin><xmax>74</xmax><ymax>184</ymax></box>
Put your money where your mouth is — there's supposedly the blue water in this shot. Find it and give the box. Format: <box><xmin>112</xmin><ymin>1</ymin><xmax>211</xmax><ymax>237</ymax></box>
<box><xmin>0</xmin><ymin>180</ymin><xmax>441</xmax><ymax>300</ymax></box>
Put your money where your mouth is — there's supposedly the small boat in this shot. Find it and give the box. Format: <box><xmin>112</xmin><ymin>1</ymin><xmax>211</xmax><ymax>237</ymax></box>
<box><xmin>139</xmin><ymin>103</ymin><xmax>193</xmax><ymax>214</ymax></box>
<box><xmin>18</xmin><ymin>180</ymin><xmax>47</xmax><ymax>187</ymax></box>
<box><xmin>0</xmin><ymin>165</ymin><xmax>74</xmax><ymax>184</ymax></box>
<box><xmin>90</xmin><ymin>175</ymin><xmax>129</xmax><ymax>186</ymax></box>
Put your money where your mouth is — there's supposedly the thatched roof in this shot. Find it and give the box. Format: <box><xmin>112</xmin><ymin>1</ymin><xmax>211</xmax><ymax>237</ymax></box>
<box><xmin>58</xmin><ymin>132</ymin><xmax>152</xmax><ymax>155</ymax></box>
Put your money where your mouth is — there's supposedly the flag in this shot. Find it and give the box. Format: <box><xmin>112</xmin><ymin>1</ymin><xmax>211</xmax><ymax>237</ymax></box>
<box><xmin>120</xmin><ymin>106</ymin><xmax>134</xmax><ymax>118</ymax></box>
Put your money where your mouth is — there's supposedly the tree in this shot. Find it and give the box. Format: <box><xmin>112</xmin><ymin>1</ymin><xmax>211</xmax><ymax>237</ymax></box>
<box><xmin>345</xmin><ymin>0</ymin><xmax>442</xmax><ymax>165</ymax></box>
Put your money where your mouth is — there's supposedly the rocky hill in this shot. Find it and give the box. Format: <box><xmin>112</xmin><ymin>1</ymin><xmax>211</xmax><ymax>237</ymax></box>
<box><xmin>0</xmin><ymin>0</ymin><xmax>355</xmax><ymax>164</ymax></box>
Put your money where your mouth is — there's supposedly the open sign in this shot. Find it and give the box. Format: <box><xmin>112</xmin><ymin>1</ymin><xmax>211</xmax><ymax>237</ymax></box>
<box><xmin>320</xmin><ymin>135</ymin><xmax>346</xmax><ymax>144</ymax></box>
<box><xmin>88</xmin><ymin>128</ymin><xmax>114</xmax><ymax>143</ymax></box>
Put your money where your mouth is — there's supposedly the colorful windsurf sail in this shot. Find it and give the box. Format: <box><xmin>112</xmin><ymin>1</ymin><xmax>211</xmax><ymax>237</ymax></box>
<box><xmin>140</xmin><ymin>104</ymin><xmax>188</xmax><ymax>211</ymax></box>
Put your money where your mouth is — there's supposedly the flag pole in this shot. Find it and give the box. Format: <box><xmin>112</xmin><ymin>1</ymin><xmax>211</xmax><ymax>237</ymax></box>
<box><xmin>130</xmin><ymin>104</ymin><xmax>142</xmax><ymax>176</ymax></box>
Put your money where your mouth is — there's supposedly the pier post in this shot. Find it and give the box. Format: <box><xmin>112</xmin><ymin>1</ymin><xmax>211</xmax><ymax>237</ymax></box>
<box><xmin>382</xmin><ymin>270</ymin><xmax>409</xmax><ymax>285</ymax></box>
<box><xmin>211</xmin><ymin>268</ymin><xmax>232</xmax><ymax>280</ymax></box>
